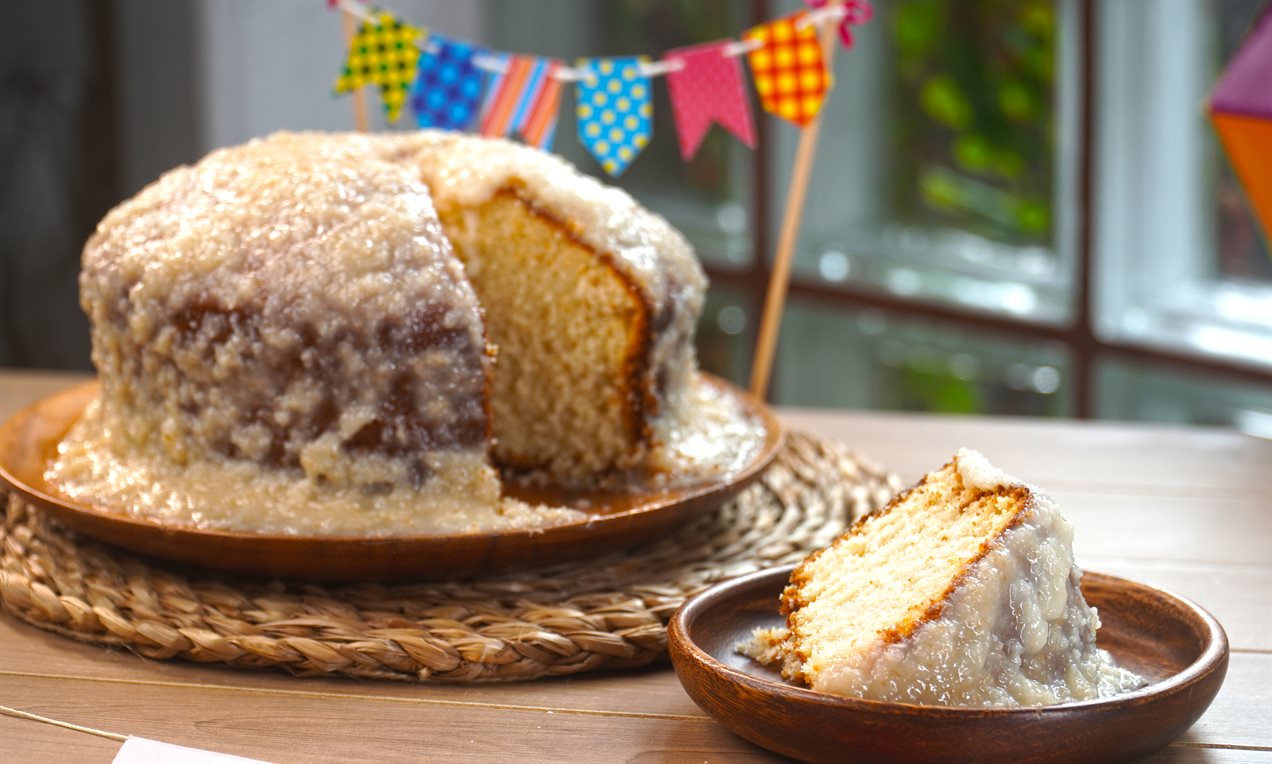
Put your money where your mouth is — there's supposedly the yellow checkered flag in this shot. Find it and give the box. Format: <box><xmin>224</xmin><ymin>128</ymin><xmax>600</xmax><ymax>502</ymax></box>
<box><xmin>333</xmin><ymin>10</ymin><xmax>423</xmax><ymax>123</ymax></box>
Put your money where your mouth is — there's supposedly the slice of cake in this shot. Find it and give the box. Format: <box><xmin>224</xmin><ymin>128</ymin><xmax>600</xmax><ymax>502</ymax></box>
<box><xmin>742</xmin><ymin>449</ymin><xmax>1143</xmax><ymax>707</ymax></box>
<box><xmin>45</xmin><ymin>131</ymin><xmax>738</xmax><ymax>536</ymax></box>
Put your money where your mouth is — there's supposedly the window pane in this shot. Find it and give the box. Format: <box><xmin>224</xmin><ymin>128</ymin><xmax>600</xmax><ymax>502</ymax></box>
<box><xmin>888</xmin><ymin>1</ymin><xmax>1056</xmax><ymax>246</ymax></box>
<box><xmin>482</xmin><ymin>0</ymin><xmax>755</xmax><ymax>269</ymax></box>
<box><xmin>1096</xmin><ymin>356</ymin><xmax>1272</xmax><ymax>435</ymax></box>
<box><xmin>773</xmin><ymin>0</ymin><xmax>1074</xmax><ymax>324</ymax></box>
<box><xmin>1094</xmin><ymin>0</ymin><xmax>1272</xmax><ymax>370</ymax></box>
<box><xmin>696</xmin><ymin>284</ymin><xmax>754</xmax><ymax>388</ymax></box>
<box><xmin>773</xmin><ymin>298</ymin><xmax>1073</xmax><ymax>416</ymax></box>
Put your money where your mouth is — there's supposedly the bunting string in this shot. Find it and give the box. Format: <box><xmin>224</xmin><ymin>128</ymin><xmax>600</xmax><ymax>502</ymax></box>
<box><xmin>331</xmin><ymin>0</ymin><xmax>871</xmax><ymax>175</ymax></box>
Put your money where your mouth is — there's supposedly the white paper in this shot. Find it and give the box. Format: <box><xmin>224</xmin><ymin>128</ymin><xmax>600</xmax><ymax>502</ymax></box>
<box><xmin>112</xmin><ymin>736</ymin><xmax>270</xmax><ymax>764</ymax></box>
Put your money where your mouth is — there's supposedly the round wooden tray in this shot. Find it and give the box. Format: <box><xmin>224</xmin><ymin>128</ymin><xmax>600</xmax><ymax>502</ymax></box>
<box><xmin>0</xmin><ymin>375</ymin><xmax>782</xmax><ymax>582</ymax></box>
<box><xmin>669</xmin><ymin>565</ymin><xmax>1229</xmax><ymax>764</ymax></box>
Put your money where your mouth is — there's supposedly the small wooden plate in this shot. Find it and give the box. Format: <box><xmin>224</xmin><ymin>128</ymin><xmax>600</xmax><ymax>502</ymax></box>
<box><xmin>669</xmin><ymin>565</ymin><xmax>1229</xmax><ymax>764</ymax></box>
<box><xmin>0</xmin><ymin>374</ymin><xmax>781</xmax><ymax>582</ymax></box>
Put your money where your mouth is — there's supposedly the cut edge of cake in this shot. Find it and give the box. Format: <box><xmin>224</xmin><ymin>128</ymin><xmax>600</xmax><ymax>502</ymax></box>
<box><xmin>431</xmin><ymin>184</ymin><xmax>656</xmax><ymax>482</ymax></box>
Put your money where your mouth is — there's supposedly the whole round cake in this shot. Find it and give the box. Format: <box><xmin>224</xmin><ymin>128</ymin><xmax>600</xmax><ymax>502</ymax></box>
<box><xmin>46</xmin><ymin>132</ymin><xmax>759</xmax><ymax>535</ymax></box>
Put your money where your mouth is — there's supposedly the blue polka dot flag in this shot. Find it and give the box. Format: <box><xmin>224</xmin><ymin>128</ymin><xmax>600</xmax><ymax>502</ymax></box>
<box><xmin>575</xmin><ymin>57</ymin><xmax>653</xmax><ymax>177</ymax></box>
<box><xmin>411</xmin><ymin>35</ymin><xmax>487</xmax><ymax>131</ymax></box>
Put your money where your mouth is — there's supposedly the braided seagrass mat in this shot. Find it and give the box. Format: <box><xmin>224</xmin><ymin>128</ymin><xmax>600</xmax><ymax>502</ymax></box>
<box><xmin>0</xmin><ymin>431</ymin><xmax>900</xmax><ymax>683</ymax></box>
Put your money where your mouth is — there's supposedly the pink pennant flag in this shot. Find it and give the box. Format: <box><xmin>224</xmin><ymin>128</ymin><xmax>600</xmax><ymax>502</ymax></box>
<box><xmin>665</xmin><ymin>41</ymin><xmax>757</xmax><ymax>161</ymax></box>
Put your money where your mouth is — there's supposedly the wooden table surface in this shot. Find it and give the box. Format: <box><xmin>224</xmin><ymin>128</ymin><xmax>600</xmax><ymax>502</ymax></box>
<box><xmin>2</xmin><ymin>369</ymin><xmax>1269</xmax><ymax>763</ymax></box>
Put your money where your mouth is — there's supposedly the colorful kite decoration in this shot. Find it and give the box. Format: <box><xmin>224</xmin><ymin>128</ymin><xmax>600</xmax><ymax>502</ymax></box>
<box><xmin>1209</xmin><ymin>5</ymin><xmax>1272</xmax><ymax>246</ymax></box>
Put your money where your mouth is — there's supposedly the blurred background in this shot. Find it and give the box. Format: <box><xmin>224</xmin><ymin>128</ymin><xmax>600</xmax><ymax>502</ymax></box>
<box><xmin>1</xmin><ymin>0</ymin><xmax>1269</xmax><ymax>433</ymax></box>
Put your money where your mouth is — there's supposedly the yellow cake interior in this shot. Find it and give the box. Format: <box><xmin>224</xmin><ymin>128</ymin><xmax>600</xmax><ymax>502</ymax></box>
<box><xmin>436</xmin><ymin>188</ymin><xmax>647</xmax><ymax>481</ymax></box>
<box><xmin>784</xmin><ymin>459</ymin><xmax>1025</xmax><ymax>679</ymax></box>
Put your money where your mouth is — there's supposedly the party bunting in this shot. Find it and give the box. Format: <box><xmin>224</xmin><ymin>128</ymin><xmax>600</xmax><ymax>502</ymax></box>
<box><xmin>744</xmin><ymin>11</ymin><xmax>832</xmax><ymax>127</ymax></box>
<box><xmin>328</xmin><ymin>0</ymin><xmax>872</xmax><ymax>171</ymax></box>
<box><xmin>665</xmin><ymin>41</ymin><xmax>757</xmax><ymax>161</ymax></box>
<box><xmin>411</xmin><ymin>36</ymin><xmax>487</xmax><ymax>130</ymax></box>
<box><xmin>575</xmin><ymin>57</ymin><xmax>654</xmax><ymax>177</ymax></box>
<box><xmin>333</xmin><ymin>9</ymin><xmax>422</xmax><ymax>123</ymax></box>
<box><xmin>479</xmin><ymin>54</ymin><xmax>564</xmax><ymax>148</ymax></box>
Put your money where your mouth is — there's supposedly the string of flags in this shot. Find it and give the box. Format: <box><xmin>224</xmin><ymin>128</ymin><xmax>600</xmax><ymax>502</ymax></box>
<box><xmin>330</xmin><ymin>0</ymin><xmax>872</xmax><ymax>177</ymax></box>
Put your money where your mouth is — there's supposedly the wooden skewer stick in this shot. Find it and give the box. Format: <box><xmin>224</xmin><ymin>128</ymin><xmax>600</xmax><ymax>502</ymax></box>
<box><xmin>341</xmin><ymin>8</ymin><xmax>371</xmax><ymax>133</ymax></box>
<box><xmin>749</xmin><ymin>3</ymin><xmax>844</xmax><ymax>400</ymax></box>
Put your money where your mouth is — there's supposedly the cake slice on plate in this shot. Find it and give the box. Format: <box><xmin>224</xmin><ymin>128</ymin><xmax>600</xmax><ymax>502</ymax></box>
<box><xmin>742</xmin><ymin>448</ymin><xmax>1143</xmax><ymax>707</ymax></box>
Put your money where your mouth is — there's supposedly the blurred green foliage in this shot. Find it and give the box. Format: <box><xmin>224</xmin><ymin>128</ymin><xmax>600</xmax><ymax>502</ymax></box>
<box><xmin>889</xmin><ymin>0</ymin><xmax>1056</xmax><ymax>244</ymax></box>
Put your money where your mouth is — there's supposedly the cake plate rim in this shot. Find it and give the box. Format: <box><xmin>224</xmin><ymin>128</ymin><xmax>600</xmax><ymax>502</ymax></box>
<box><xmin>668</xmin><ymin>563</ymin><xmax>1229</xmax><ymax>764</ymax></box>
<box><xmin>0</xmin><ymin>373</ymin><xmax>782</xmax><ymax>582</ymax></box>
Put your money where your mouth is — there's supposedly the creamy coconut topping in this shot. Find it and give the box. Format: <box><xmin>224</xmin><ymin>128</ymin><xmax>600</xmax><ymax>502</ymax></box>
<box><xmin>50</xmin><ymin>399</ymin><xmax>587</xmax><ymax>535</ymax></box>
<box><xmin>49</xmin><ymin>135</ymin><xmax>502</xmax><ymax>534</ymax></box>
<box><xmin>953</xmin><ymin>447</ymin><xmax>1017</xmax><ymax>492</ymax></box>
<box><xmin>649</xmin><ymin>377</ymin><xmax>768</xmax><ymax>481</ymax></box>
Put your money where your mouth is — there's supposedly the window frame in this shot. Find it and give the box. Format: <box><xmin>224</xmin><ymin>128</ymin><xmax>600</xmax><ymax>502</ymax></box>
<box><xmin>708</xmin><ymin>0</ymin><xmax>1272</xmax><ymax>418</ymax></box>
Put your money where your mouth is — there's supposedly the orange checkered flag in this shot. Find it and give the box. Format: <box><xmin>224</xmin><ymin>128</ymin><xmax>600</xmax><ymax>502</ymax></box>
<box><xmin>744</xmin><ymin>11</ymin><xmax>832</xmax><ymax>127</ymax></box>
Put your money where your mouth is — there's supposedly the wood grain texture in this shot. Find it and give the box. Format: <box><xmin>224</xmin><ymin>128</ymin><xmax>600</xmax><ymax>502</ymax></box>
<box><xmin>778</xmin><ymin>408</ymin><xmax>1271</xmax><ymax>498</ymax></box>
<box><xmin>1058</xmin><ymin>491</ymin><xmax>1272</xmax><ymax>566</ymax></box>
<box><xmin>1</xmin><ymin>370</ymin><xmax>1269</xmax><ymax>763</ymax></box>
<box><xmin>0</xmin><ymin>716</ymin><xmax>122</xmax><ymax>762</ymax></box>
<box><xmin>5</xmin><ymin>673</ymin><xmax>774</xmax><ymax>764</ymax></box>
<box><xmin>1082</xmin><ymin>560</ymin><xmax>1272</xmax><ymax>651</ymax></box>
<box><xmin>1170</xmin><ymin>653</ymin><xmax>1272</xmax><ymax>749</ymax></box>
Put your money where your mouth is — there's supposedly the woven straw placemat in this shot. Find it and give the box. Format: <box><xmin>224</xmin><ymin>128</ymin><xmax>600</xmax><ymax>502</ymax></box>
<box><xmin>0</xmin><ymin>431</ymin><xmax>900</xmax><ymax>683</ymax></box>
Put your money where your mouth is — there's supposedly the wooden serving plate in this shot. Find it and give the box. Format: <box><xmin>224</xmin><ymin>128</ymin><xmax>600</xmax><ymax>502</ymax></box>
<box><xmin>0</xmin><ymin>374</ymin><xmax>781</xmax><ymax>582</ymax></box>
<box><xmin>669</xmin><ymin>565</ymin><xmax>1229</xmax><ymax>764</ymax></box>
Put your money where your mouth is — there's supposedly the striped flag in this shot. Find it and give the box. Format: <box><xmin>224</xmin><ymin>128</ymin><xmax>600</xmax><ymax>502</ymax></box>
<box><xmin>478</xmin><ymin>54</ymin><xmax>564</xmax><ymax>149</ymax></box>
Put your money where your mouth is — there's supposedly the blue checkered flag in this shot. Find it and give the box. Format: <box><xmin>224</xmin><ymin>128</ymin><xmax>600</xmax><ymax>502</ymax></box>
<box><xmin>411</xmin><ymin>35</ymin><xmax>487</xmax><ymax>130</ymax></box>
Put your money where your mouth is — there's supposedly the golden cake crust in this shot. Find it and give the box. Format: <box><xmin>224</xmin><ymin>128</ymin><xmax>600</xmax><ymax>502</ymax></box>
<box><xmin>782</xmin><ymin>464</ymin><xmax>1035</xmax><ymax>647</ymax></box>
